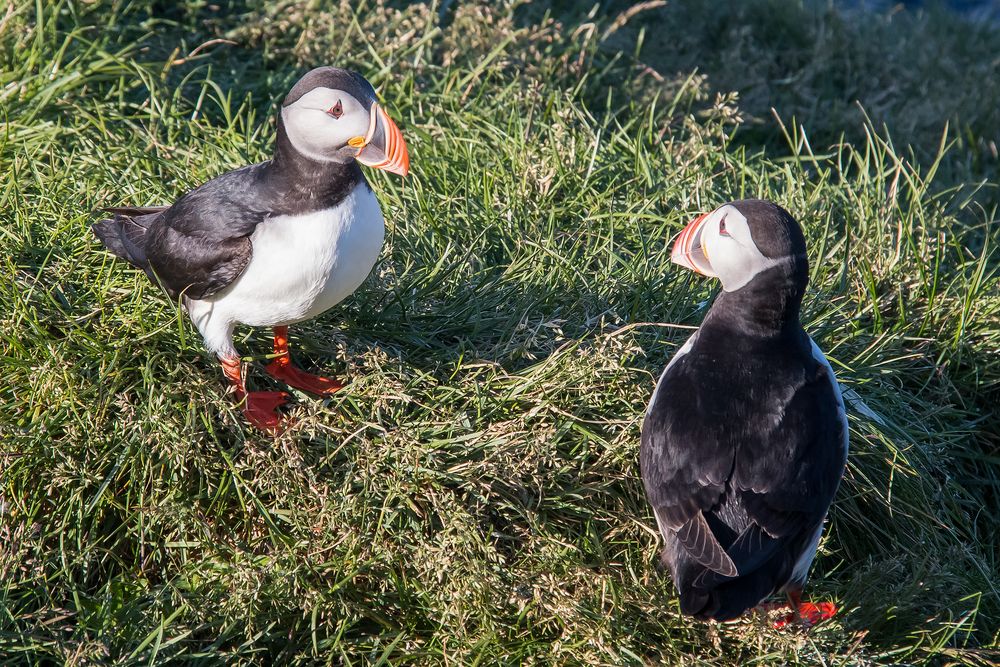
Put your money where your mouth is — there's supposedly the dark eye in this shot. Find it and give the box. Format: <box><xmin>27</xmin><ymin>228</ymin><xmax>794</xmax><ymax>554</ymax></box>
<box><xmin>719</xmin><ymin>215</ymin><xmax>730</xmax><ymax>237</ymax></box>
<box><xmin>327</xmin><ymin>100</ymin><xmax>343</xmax><ymax>119</ymax></box>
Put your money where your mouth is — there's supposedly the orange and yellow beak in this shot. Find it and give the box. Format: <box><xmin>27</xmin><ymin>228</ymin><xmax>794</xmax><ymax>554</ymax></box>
<box><xmin>351</xmin><ymin>103</ymin><xmax>410</xmax><ymax>176</ymax></box>
<box><xmin>670</xmin><ymin>212</ymin><xmax>717</xmax><ymax>277</ymax></box>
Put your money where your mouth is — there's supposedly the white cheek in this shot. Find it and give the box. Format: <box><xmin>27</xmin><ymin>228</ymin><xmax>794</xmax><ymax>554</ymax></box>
<box><xmin>708</xmin><ymin>239</ymin><xmax>748</xmax><ymax>287</ymax></box>
<box><xmin>282</xmin><ymin>107</ymin><xmax>333</xmax><ymax>161</ymax></box>
<box><xmin>281</xmin><ymin>107</ymin><xmax>369</xmax><ymax>162</ymax></box>
<box><xmin>337</xmin><ymin>108</ymin><xmax>372</xmax><ymax>143</ymax></box>
<box><xmin>706</xmin><ymin>236</ymin><xmax>781</xmax><ymax>292</ymax></box>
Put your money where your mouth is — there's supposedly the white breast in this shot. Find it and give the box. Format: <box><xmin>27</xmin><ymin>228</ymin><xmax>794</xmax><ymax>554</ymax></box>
<box><xmin>189</xmin><ymin>182</ymin><xmax>385</xmax><ymax>333</ymax></box>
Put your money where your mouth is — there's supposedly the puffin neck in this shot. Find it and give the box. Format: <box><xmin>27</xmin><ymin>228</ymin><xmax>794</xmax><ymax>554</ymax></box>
<box><xmin>265</xmin><ymin>115</ymin><xmax>365</xmax><ymax>210</ymax></box>
<box><xmin>707</xmin><ymin>262</ymin><xmax>807</xmax><ymax>338</ymax></box>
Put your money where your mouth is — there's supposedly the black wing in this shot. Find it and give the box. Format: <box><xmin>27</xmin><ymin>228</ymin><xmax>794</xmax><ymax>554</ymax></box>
<box><xmin>731</xmin><ymin>351</ymin><xmax>846</xmax><ymax>541</ymax></box>
<box><xmin>641</xmin><ymin>350</ymin><xmax>738</xmax><ymax>576</ymax></box>
<box><xmin>94</xmin><ymin>165</ymin><xmax>270</xmax><ymax>300</ymax></box>
<box><xmin>140</xmin><ymin>165</ymin><xmax>270</xmax><ymax>299</ymax></box>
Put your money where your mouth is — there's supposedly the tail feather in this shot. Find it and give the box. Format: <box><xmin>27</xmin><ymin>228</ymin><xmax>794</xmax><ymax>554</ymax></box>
<box><xmin>92</xmin><ymin>208</ymin><xmax>162</xmax><ymax>270</ymax></box>
<box><xmin>92</xmin><ymin>218</ymin><xmax>126</xmax><ymax>259</ymax></box>
<box><xmin>92</xmin><ymin>218</ymin><xmax>143</xmax><ymax>268</ymax></box>
<box><xmin>675</xmin><ymin>550</ymin><xmax>786</xmax><ymax>621</ymax></box>
<box><xmin>666</xmin><ymin>524</ymin><xmax>797</xmax><ymax>622</ymax></box>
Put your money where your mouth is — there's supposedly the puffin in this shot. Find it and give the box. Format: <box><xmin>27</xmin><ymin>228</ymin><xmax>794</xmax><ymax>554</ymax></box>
<box><xmin>92</xmin><ymin>67</ymin><xmax>409</xmax><ymax>431</ymax></box>
<box><xmin>640</xmin><ymin>199</ymin><xmax>848</xmax><ymax>627</ymax></box>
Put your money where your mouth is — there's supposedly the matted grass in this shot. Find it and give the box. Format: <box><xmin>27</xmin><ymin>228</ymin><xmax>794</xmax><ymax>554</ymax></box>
<box><xmin>1</xmin><ymin>0</ymin><xmax>998</xmax><ymax>664</ymax></box>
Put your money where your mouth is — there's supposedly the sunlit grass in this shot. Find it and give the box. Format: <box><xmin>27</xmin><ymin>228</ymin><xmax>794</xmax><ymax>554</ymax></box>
<box><xmin>1</xmin><ymin>0</ymin><xmax>998</xmax><ymax>664</ymax></box>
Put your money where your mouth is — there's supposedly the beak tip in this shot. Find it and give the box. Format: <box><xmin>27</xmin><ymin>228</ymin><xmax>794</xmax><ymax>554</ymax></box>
<box><xmin>387</xmin><ymin>154</ymin><xmax>410</xmax><ymax>177</ymax></box>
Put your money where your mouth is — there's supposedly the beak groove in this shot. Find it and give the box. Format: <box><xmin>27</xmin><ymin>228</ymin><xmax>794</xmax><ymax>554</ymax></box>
<box><xmin>670</xmin><ymin>212</ymin><xmax>716</xmax><ymax>277</ymax></box>
<box><xmin>355</xmin><ymin>103</ymin><xmax>410</xmax><ymax>177</ymax></box>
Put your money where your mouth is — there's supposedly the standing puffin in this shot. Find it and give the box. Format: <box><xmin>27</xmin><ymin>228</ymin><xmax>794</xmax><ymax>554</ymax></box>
<box><xmin>640</xmin><ymin>200</ymin><xmax>847</xmax><ymax>626</ymax></box>
<box><xmin>93</xmin><ymin>67</ymin><xmax>409</xmax><ymax>431</ymax></box>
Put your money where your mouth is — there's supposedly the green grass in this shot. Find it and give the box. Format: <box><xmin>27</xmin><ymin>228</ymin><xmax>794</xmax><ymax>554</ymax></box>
<box><xmin>1</xmin><ymin>0</ymin><xmax>998</xmax><ymax>664</ymax></box>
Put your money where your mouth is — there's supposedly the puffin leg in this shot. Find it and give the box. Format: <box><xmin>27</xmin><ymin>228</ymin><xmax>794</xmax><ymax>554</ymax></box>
<box><xmin>264</xmin><ymin>326</ymin><xmax>344</xmax><ymax>395</ymax></box>
<box><xmin>220</xmin><ymin>356</ymin><xmax>289</xmax><ymax>432</ymax></box>
<box><xmin>773</xmin><ymin>587</ymin><xmax>837</xmax><ymax>629</ymax></box>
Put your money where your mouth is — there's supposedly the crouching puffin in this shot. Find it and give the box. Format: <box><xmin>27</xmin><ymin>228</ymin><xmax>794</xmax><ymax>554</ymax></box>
<box><xmin>640</xmin><ymin>200</ymin><xmax>848</xmax><ymax>627</ymax></box>
<box><xmin>93</xmin><ymin>67</ymin><xmax>409</xmax><ymax>431</ymax></box>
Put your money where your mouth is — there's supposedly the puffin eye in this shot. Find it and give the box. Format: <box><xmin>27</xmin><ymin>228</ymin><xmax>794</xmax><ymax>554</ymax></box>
<box><xmin>719</xmin><ymin>215</ymin><xmax>730</xmax><ymax>237</ymax></box>
<box><xmin>327</xmin><ymin>100</ymin><xmax>343</xmax><ymax>119</ymax></box>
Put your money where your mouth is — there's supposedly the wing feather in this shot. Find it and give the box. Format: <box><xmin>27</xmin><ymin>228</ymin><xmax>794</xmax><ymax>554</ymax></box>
<box><xmin>674</xmin><ymin>511</ymin><xmax>737</xmax><ymax>577</ymax></box>
<box><xmin>100</xmin><ymin>205</ymin><xmax>169</xmax><ymax>216</ymax></box>
<box><xmin>137</xmin><ymin>165</ymin><xmax>267</xmax><ymax>299</ymax></box>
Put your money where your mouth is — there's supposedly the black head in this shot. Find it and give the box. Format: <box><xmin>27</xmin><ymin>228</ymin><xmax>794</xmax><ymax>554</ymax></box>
<box><xmin>276</xmin><ymin>66</ymin><xmax>409</xmax><ymax>175</ymax></box>
<box><xmin>671</xmin><ymin>198</ymin><xmax>808</xmax><ymax>294</ymax></box>
<box><xmin>671</xmin><ymin>198</ymin><xmax>811</xmax><ymax>334</ymax></box>
<box><xmin>730</xmin><ymin>199</ymin><xmax>807</xmax><ymax>264</ymax></box>
<box><xmin>282</xmin><ymin>67</ymin><xmax>376</xmax><ymax>109</ymax></box>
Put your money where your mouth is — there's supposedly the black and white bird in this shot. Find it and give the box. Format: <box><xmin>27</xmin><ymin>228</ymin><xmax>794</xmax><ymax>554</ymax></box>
<box><xmin>640</xmin><ymin>200</ymin><xmax>847</xmax><ymax>626</ymax></box>
<box><xmin>93</xmin><ymin>67</ymin><xmax>409</xmax><ymax>430</ymax></box>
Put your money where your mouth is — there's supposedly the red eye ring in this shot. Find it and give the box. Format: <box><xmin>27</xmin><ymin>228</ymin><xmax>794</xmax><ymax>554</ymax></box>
<box><xmin>327</xmin><ymin>100</ymin><xmax>343</xmax><ymax>119</ymax></box>
<box><xmin>719</xmin><ymin>215</ymin><xmax>730</xmax><ymax>237</ymax></box>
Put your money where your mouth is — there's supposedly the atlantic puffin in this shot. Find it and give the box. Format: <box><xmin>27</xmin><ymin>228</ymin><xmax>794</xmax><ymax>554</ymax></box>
<box><xmin>640</xmin><ymin>199</ymin><xmax>848</xmax><ymax>626</ymax></box>
<box><xmin>93</xmin><ymin>67</ymin><xmax>409</xmax><ymax>431</ymax></box>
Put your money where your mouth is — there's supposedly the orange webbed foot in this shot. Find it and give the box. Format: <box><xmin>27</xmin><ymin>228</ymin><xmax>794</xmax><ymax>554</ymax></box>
<box><xmin>774</xmin><ymin>601</ymin><xmax>837</xmax><ymax>630</ymax></box>
<box><xmin>265</xmin><ymin>326</ymin><xmax>343</xmax><ymax>396</ymax></box>
<box><xmin>265</xmin><ymin>359</ymin><xmax>344</xmax><ymax>396</ymax></box>
<box><xmin>242</xmin><ymin>390</ymin><xmax>290</xmax><ymax>432</ymax></box>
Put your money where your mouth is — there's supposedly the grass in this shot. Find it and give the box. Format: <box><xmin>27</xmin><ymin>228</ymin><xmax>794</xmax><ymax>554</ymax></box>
<box><xmin>1</xmin><ymin>0</ymin><xmax>998</xmax><ymax>663</ymax></box>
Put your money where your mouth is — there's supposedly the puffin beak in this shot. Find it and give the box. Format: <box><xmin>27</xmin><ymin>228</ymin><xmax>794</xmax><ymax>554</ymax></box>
<box><xmin>350</xmin><ymin>103</ymin><xmax>410</xmax><ymax>176</ymax></box>
<box><xmin>670</xmin><ymin>212</ymin><xmax>717</xmax><ymax>277</ymax></box>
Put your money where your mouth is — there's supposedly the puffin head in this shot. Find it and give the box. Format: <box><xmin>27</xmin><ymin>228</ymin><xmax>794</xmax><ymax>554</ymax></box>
<box><xmin>670</xmin><ymin>199</ymin><xmax>808</xmax><ymax>293</ymax></box>
<box><xmin>279</xmin><ymin>66</ymin><xmax>409</xmax><ymax>176</ymax></box>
